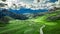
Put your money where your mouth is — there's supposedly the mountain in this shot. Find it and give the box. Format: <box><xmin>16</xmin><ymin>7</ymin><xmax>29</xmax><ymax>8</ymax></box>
<box><xmin>0</xmin><ymin>9</ymin><xmax>29</xmax><ymax>20</ymax></box>
<box><xmin>0</xmin><ymin>8</ymin><xmax>60</xmax><ymax>34</ymax></box>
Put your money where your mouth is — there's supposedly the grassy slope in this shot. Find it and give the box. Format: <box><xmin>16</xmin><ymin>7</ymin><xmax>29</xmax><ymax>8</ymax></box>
<box><xmin>0</xmin><ymin>10</ymin><xmax>60</xmax><ymax>34</ymax></box>
<box><xmin>0</xmin><ymin>20</ymin><xmax>43</xmax><ymax>34</ymax></box>
<box><xmin>33</xmin><ymin>10</ymin><xmax>60</xmax><ymax>34</ymax></box>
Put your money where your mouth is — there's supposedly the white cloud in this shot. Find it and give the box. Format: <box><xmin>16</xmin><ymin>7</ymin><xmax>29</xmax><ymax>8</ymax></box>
<box><xmin>0</xmin><ymin>0</ymin><xmax>60</xmax><ymax>10</ymax></box>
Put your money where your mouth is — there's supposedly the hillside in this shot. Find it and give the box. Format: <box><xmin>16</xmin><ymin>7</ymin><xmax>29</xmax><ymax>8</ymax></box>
<box><xmin>0</xmin><ymin>9</ymin><xmax>60</xmax><ymax>34</ymax></box>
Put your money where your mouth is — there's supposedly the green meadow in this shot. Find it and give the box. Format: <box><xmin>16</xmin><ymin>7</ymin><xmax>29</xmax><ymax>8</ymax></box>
<box><xmin>0</xmin><ymin>10</ymin><xmax>60</xmax><ymax>34</ymax></box>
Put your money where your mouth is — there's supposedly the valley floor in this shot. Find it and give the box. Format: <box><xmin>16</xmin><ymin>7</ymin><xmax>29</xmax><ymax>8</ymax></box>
<box><xmin>0</xmin><ymin>10</ymin><xmax>60</xmax><ymax>34</ymax></box>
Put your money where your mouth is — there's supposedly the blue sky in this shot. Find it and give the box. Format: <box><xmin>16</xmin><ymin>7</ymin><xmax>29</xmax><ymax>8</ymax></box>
<box><xmin>19</xmin><ymin>0</ymin><xmax>57</xmax><ymax>3</ymax></box>
<box><xmin>10</xmin><ymin>0</ymin><xmax>58</xmax><ymax>14</ymax></box>
<box><xmin>49</xmin><ymin>0</ymin><xmax>58</xmax><ymax>2</ymax></box>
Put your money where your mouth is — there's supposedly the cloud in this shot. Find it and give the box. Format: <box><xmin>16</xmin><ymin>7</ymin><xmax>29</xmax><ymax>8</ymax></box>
<box><xmin>0</xmin><ymin>0</ymin><xmax>60</xmax><ymax>10</ymax></box>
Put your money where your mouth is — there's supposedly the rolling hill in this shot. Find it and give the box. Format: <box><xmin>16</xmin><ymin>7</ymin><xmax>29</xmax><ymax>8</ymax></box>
<box><xmin>0</xmin><ymin>9</ymin><xmax>60</xmax><ymax>34</ymax></box>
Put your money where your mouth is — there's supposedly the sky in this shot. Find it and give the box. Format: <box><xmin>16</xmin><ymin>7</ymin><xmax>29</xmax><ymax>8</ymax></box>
<box><xmin>8</xmin><ymin>0</ymin><xmax>58</xmax><ymax>10</ymax></box>
<box><xmin>10</xmin><ymin>0</ymin><xmax>58</xmax><ymax>14</ymax></box>
<box><xmin>0</xmin><ymin>0</ymin><xmax>59</xmax><ymax>14</ymax></box>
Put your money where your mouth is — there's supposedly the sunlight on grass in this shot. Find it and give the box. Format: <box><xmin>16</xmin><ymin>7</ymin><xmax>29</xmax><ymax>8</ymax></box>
<box><xmin>0</xmin><ymin>10</ymin><xmax>60</xmax><ymax>34</ymax></box>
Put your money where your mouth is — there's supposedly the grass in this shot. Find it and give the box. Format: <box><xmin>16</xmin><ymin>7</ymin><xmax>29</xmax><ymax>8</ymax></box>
<box><xmin>0</xmin><ymin>10</ymin><xmax>60</xmax><ymax>34</ymax></box>
<box><xmin>0</xmin><ymin>20</ymin><xmax>43</xmax><ymax>34</ymax></box>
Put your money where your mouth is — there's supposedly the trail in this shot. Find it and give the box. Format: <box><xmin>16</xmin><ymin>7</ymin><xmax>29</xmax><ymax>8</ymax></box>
<box><xmin>40</xmin><ymin>25</ymin><xmax>45</xmax><ymax>34</ymax></box>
